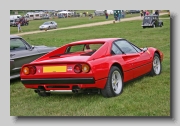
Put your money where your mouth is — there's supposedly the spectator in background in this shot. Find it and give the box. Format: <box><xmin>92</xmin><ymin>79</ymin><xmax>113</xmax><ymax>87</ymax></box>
<box><xmin>146</xmin><ymin>10</ymin><xmax>150</xmax><ymax>16</ymax></box>
<box><xmin>144</xmin><ymin>10</ymin><xmax>146</xmax><ymax>16</ymax></box>
<box><xmin>122</xmin><ymin>10</ymin><xmax>125</xmax><ymax>18</ymax></box>
<box><xmin>104</xmin><ymin>10</ymin><xmax>108</xmax><ymax>19</ymax></box>
<box><xmin>155</xmin><ymin>10</ymin><xmax>159</xmax><ymax>16</ymax></box>
<box><xmin>17</xmin><ymin>21</ymin><xmax>22</xmax><ymax>33</ymax></box>
<box><xmin>141</xmin><ymin>10</ymin><xmax>143</xmax><ymax>17</ymax></box>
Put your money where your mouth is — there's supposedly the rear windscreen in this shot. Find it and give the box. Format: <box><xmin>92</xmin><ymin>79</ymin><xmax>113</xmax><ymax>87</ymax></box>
<box><xmin>66</xmin><ymin>43</ymin><xmax>104</xmax><ymax>54</ymax></box>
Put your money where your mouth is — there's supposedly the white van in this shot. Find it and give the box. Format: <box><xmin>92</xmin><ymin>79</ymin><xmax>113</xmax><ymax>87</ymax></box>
<box><xmin>106</xmin><ymin>10</ymin><xmax>114</xmax><ymax>15</ymax></box>
<box><xmin>10</xmin><ymin>15</ymin><xmax>22</xmax><ymax>20</ymax></box>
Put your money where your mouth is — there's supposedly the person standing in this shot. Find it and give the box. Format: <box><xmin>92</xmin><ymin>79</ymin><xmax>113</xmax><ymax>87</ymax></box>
<box><xmin>143</xmin><ymin>10</ymin><xmax>146</xmax><ymax>16</ymax></box>
<box><xmin>105</xmin><ymin>10</ymin><xmax>108</xmax><ymax>19</ymax></box>
<box><xmin>17</xmin><ymin>21</ymin><xmax>22</xmax><ymax>33</ymax></box>
<box><xmin>122</xmin><ymin>10</ymin><xmax>124</xmax><ymax>18</ymax></box>
<box><xmin>141</xmin><ymin>10</ymin><xmax>143</xmax><ymax>17</ymax></box>
<box><xmin>118</xmin><ymin>10</ymin><xmax>121</xmax><ymax>22</ymax></box>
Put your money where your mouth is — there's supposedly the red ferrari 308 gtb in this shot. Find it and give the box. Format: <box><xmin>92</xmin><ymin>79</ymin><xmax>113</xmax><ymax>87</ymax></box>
<box><xmin>20</xmin><ymin>38</ymin><xmax>163</xmax><ymax>98</ymax></box>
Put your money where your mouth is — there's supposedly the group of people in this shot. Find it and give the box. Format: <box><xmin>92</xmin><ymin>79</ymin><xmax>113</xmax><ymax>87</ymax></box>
<box><xmin>140</xmin><ymin>10</ymin><xmax>160</xmax><ymax>17</ymax></box>
<box><xmin>104</xmin><ymin>10</ymin><xmax>124</xmax><ymax>22</ymax></box>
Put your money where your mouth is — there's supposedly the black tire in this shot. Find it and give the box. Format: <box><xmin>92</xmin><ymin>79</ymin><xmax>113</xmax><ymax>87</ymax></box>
<box><xmin>149</xmin><ymin>53</ymin><xmax>162</xmax><ymax>76</ymax></box>
<box><xmin>101</xmin><ymin>66</ymin><xmax>123</xmax><ymax>98</ymax></box>
<box><xmin>143</xmin><ymin>26</ymin><xmax>145</xmax><ymax>29</ymax></box>
<box><xmin>37</xmin><ymin>90</ymin><xmax>51</xmax><ymax>97</ymax></box>
<box><xmin>48</xmin><ymin>26</ymin><xmax>50</xmax><ymax>30</ymax></box>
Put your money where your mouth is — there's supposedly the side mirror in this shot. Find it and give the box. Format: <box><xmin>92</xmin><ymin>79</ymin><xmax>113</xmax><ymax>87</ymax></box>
<box><xmin>30</xmin><ymin>45</ymin><xmax>35</xmax><ymax>50</ymax></box>
<box><xmin>142</xmin><ymin>47</ymin><xmax>148</xmax><ymax>52</ymax></box>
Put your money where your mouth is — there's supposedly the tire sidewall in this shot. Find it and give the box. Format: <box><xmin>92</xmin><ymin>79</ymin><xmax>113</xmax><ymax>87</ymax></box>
<box><xmin>101</xmin><ymin>66</ymin><xmax>124</xmax><ymax>98</ymax></box>
<box><xmin>151</xmin><ymin>53</ymin><xmax>162</xmax><ymax>76</ymax></box>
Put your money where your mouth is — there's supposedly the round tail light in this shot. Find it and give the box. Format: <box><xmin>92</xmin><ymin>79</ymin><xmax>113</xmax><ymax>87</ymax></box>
<box><xmin>22</xmin><ymin>66</ymin><xmax>36</xmax><ymax>75</ymax></box>
<box><xmin>29</xmin><ymin>66</ymin><xmax>36</xmax><ymax>74</ymax></box>
<box><xmin>22</xmin><ymin>67</ymin><xmax>30</xmax><ymax>75</ymax></box>
<box><xmin>74</xmin><ymin>64</ymin><xmax>82</xmax><ymax>73</ymax></box>
<box><xmin>82</xmin><ymin>64</ymin><xmax>90</xmax><ymax>73</ymax></box>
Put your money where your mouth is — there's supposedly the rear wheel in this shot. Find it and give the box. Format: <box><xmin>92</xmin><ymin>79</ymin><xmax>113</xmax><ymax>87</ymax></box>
<box><xmin>149</xmin><ymin>53</ymin><xmax>162</xmax><ymax>76</ymax></box>
<box><xmin>101</xmin><ymin>66</ymin><xmax>123</xmax><ymax>98</ymax></box>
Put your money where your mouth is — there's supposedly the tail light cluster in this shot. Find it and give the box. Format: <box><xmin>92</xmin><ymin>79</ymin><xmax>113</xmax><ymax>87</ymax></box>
<box><xmin>74</xmin><ymin>64</ymin><xmax>90</xmax><ymax>73</ymax></box>
<box><xmin>22</xmin><ymin>66</ymin><xmax>36</xmax><ymax>75</ymax></box>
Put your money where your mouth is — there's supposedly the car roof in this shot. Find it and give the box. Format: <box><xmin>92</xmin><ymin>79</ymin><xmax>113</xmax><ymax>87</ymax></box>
<box><xmin>10</xmin><ymin>35</ymin><xmax>22</xmax><ymax>39</ymax></box>
<box><xmin>69</xmin><ymin>38</ymin><xmax>123</xmax><ymax>44</ymax></box>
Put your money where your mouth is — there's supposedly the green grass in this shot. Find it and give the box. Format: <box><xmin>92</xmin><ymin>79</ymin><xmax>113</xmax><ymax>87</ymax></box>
<box><xmin>10</xmin><ymin>13</ymin><xmax>140</xmax><ymax>34</ymax></box>
<box><xmin>10</xmin><ymin>19</ymin><xmax>170</xmax><ymax>116</ymax></box>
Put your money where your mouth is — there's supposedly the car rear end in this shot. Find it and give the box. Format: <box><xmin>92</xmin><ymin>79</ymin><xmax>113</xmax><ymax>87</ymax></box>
<box><xmin>20</xmin><ymin>60</ymin><xmax>98</xmax><ymax>93</ymax></box>
<box><xmin>20</xmin><ymin>40</ymin><xmax>113</xmax><ymax>95</ymax></box>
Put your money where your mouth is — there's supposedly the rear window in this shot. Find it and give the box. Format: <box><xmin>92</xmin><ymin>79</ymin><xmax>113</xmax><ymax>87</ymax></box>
<box><xmin>66</xmin><ymin>43</ymin><xmax>104</xmax><ymax>54</ymax></box>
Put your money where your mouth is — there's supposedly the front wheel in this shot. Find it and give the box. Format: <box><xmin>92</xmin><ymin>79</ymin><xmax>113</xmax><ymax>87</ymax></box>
<box><xmin>101</xmin><ymin>66</ymin><xmax>123</xmax><ymax>98</ymax></box>
<box><xmin>149</xmin><ymin>53</ymin><xmax>162</xmax><ymax>76</ymax></box>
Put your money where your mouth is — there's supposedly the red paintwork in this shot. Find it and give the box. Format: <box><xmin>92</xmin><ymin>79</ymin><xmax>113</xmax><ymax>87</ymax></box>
<box><xmin>20</xmin><ymin>38</ymin><xmax>163</xmax><ymax>91</ymax></box>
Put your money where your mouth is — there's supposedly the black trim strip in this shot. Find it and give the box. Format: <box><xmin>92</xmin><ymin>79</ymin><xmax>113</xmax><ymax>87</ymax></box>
<box><xmin>124</xmin><ymin>61</ymin><xmax>152</xmax><ymax>73</ymax></box>
<box><xmin>21</xmin><ymin>78</ymin><xmax>95</xmax><ymax>84</ymax></box>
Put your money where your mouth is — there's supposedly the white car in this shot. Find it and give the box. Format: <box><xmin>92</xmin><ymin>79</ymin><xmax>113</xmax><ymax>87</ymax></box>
<box><xmin>39</xmin><ymin>21</ymin><xmax>57</xmax><ymax>30</ymax></box>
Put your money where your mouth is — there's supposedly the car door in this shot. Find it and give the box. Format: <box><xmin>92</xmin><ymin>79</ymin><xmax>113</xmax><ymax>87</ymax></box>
<box><xmin>114</xmin><ymin>40</ymin><xmax>151</xmax><ymax>79</ymax></box>
<box><xmin>10</xmin><ymin>38</ymin><xmax>43</xmax><ymax>77</ymax></box>
<box><xmin>50</xmin><ymin>22</ymin><xmax>54</xmax><ymax>28</ymax></box>
<box><xmin>111</xmin><ymin>42</ymin><xmax>134</xmax><ymax>81</ymax></box>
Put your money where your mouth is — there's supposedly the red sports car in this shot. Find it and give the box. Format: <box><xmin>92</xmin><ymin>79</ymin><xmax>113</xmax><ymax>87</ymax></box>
<box><xmin>20</xmin><ymin>38</ymin><xmax>163</xmax><ymax>98</ymax></box>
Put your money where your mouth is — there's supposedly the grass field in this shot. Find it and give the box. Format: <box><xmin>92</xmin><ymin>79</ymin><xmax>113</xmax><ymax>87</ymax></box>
<box><xmin>10</xmin><ymin>13</ymin><xmax>141</xmax><ymax>34</ymax></box>
<box><xmin>10</xmin><ymin>19</ymin><xmax>170</xmax><ymax>116</ymax></box>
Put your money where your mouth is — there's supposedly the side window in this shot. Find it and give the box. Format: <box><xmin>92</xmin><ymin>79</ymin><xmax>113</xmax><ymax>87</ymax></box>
<box><xmin>130</xmin><ymin>43</ymin><xmax>142</xmax><ymax>53</ymax></box>
<box><xmin>111</xmin><ymin>44</ymin><xmax>122</xmax><ymax>55</ymax></box>
<box><xmin>10</xmin><ymin>38</ymin><xmax>27</xmax><ymax>51</ymax></box>
<box><xmin>115</xmin><ymin>40</ymin><xmax>137</xmax><ymax>54</ymax></box>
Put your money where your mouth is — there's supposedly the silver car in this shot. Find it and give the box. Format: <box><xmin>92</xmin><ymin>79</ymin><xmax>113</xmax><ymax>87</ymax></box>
<box><xmin>10</xmin><ymin>35</ymin><xmax>57</xmax><ymax>80</ymax></box>
<box><xmin>39</xmin><ymin>21</ymin><xmax>57</xmax><ymax>30</ymax></box>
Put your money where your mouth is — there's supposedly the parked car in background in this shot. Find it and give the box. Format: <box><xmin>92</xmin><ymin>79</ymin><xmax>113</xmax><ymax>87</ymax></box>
<box><xmin>10</xmin><ymin>17</ymin><xmax>29</xmax><ymax>27</ymax></box>
<box><xmin>39</xmin><ymin>21</ymin><xmax>57</xmax><ymax>30</ymax></box>
<box><xmin>142</xmin><ymin>15</ymin><xmax>163</xmax><ymax>28</ymax></box>
<box><xmin>126</xmin><ymin>10</ymin><xmax>140</xmax><ymax>14</ymax></box>
<box><xmin>42</xmin><ymin>15</ymin><xmax>50</xmax><ymax>19</ymax></box>
<box><xmin>10</xmin><ymin>35</ymin><xmax>57</xmax><ymax>80</ymax></box>
<box><xmin>94</xmin><ymin>10</ymin><xmax>105</xmax><ymax>16</ymax></box>
<box><xmin>20</xmin><ymin>38</ymin><xmax>163</xmax><ymax>98</ymax></box>
<box><xmin>10</xmin><ymin>18</ymin><xmax>19</xmax><ymax>26</ymax></box>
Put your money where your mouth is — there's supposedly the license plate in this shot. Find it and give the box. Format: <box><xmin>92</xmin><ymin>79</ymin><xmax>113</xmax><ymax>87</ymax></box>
<box><xmin>43</xmin><ymin>66</ymin><xmax>67</xmax><ymax>73</ymax></box>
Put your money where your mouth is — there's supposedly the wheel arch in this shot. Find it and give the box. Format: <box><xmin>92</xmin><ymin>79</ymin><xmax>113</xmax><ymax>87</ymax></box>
<box><xmin>110</xmin><ymin>62</ymin><xmax>124</xmax><ymax>80</ymax></box>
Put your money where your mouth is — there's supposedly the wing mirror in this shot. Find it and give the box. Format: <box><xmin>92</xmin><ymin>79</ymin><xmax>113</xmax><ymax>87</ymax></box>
<box><xmin>142</xmin><ymin>47</ymin><xmax>148</xmax><ymax>52</ymax></box>
<box><xmin>30</xmin><ymin>45</ymin><xmax>35</xmax><ymax>50</ymax></box>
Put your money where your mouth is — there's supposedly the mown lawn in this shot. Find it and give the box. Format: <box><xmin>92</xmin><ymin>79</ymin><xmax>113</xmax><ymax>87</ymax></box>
<box><xmin>10</xmin><ymin>13</ymin><xmax>141</xmax><ymax>34</ymax></box>
<box><xmin>10</xmin><ymin>19</ymin><xmax>170</xmax><ymax>116</ymax></box>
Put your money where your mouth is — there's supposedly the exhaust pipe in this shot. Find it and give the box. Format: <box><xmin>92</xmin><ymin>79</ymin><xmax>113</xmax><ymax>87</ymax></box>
<box><xmin>46</xmin><ymin>90</ymin><xmax>73</xmax><ymax>94</ymax></box>
<box><xmin>72</xmin><ymin>89</ymin><xmax>83</xmax><ymax>94</ymax></box>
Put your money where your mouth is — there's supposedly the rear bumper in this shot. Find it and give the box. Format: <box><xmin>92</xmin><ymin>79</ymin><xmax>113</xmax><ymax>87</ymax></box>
<box><xmin>21</xmin><ymin>78</ymin><xmax>95</xmax><ymax>84</ymax></box>
<box><xmin>21</xmin><ymin>77</ymin><xmax>107</xmax><ymax>89</ymax></box>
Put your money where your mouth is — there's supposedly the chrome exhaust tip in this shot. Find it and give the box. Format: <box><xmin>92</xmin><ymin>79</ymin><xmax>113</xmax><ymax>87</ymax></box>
<box><xmin>46</xmin><ymin>90</ymin><xmax>73</xmax><ymax>94</ymax></box>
